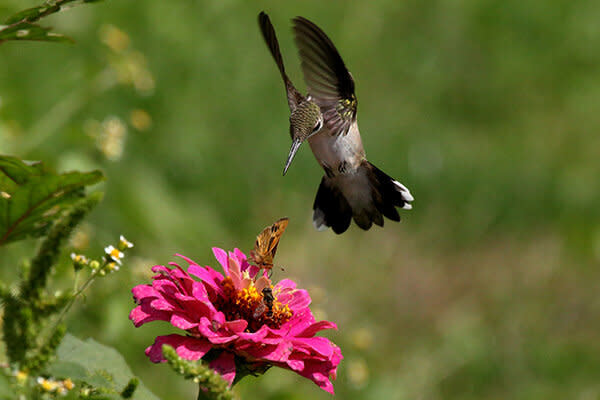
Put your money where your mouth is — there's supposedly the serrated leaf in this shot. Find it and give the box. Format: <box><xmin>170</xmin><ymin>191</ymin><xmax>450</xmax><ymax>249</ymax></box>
<box><xmin>55</xmin><ymin>334</ymin><xmax>159</xmax><ymax>400</ymax></box>
<box><xmin>0</xmin><ymin>155</ymin><xmax>104</xmax><ymax>246</ymax></box>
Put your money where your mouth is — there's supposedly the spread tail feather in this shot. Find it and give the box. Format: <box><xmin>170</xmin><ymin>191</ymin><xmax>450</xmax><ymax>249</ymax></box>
<box><xmin>313</xmin><ymin>161</ymin><xmax>413</xmax><ymax>234</ymax></box>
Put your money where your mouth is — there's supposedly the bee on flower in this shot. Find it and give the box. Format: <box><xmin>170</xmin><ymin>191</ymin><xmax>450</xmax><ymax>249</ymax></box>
<box><xmin>130</xmin><ymin>248</ymin><xmax>342</xmax><ymax>394</ymax></box>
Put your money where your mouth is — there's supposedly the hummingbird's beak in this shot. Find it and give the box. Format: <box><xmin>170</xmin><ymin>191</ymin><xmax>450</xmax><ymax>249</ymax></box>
<box><xmin>283</xmin><ymin>139</ymin><xmax>302</xmax><ymax>176</ymax></box>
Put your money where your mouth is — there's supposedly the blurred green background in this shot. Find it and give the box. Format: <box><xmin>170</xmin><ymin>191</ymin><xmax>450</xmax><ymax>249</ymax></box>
<box><xmin>2</xmin><ymin>0</ymin><xmax>600</xmax><ymax>399</ymax></box>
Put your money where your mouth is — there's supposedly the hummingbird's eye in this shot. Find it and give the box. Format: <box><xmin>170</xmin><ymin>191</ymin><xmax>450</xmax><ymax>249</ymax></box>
<box><xmin>312</xmin><ymin>120</ymin><xmax>323</xmax><ymax>133</ymax></box>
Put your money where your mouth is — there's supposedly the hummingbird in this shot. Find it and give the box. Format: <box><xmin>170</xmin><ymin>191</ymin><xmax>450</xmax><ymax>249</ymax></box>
<box><xmin>258</xmin><ymin>12</ymin><xmax>324</xmax><ymax>176</ymax></box>
<box><xmin>258</xmin><ymin>12</ymin><xmax>414</xmax><ymax>234</ymax></box>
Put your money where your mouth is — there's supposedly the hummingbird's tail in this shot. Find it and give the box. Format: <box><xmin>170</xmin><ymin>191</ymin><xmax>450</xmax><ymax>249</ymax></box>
<box><xmin>312</xmin><ymin>161</ymin><xmax>413</xmax><ymax>234</ymax></box>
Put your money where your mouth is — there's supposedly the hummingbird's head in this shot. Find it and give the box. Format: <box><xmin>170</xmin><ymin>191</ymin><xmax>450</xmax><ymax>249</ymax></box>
<box><xmin>284</xmin><ymin>100</ymin><xmax>323</xmax><ymax>175</ymax></box>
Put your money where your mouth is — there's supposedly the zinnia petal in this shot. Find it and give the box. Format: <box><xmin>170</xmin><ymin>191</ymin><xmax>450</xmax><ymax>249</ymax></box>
<box><xmin>212</xmin><ymin>247</ymin><xmax>229</xmax><ymax>273</ymax></box>
<box><xmin>145</xmin><ymin>334</ymin><xmax>212</xmax><ymax>363</ymax></box>
<box><xmin>209</xmin><ymin>352</ymin><xmax>236</xmax><ymax>386</ymax></box>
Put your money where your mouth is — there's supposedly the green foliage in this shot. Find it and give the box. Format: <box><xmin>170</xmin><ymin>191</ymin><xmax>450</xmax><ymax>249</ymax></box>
<box><xmin>0</xmin><ymin>150</ymin><xmax>149</xmax><ymax>398</ymax></box>
<box><xmin>120</xmin><ymin>378</ymin><xmax>139</xmax><ymax>399</ymax></box>
<box><xmin>0</xmin><ymin>155</ymin><xmax>104</xmax><ymax>246</ymax></box>
<box><xmin>0</xmin><ymin>372</ymin><xmax>13</xmax><ymax>398</ymax></box>
<box><xmin>52</xmin><ymin>334</ymin><xmax>158</xmax><ymax>400</ymax></box>
<box><xmin>0</xmin><ymin>22</ymin><xmax>72</xmax><ymax>44</ymax></box>
<box><xmin>162</xmin><ymin>346</ymin><xmax>234</xmax><ymax>400</ymax></box>
<box><xmin>1</xmin><ymin>190</ymin><xmax>101</xmax><ymax>372</ymax></box>
<box><xmin>0</xmin><ymin>0</ymin><xmax>104</xmax><ymax>44</ymax></box>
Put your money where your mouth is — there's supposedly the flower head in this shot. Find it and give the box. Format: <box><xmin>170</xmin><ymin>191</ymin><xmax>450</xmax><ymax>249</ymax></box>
<box><xmin>37</xmin><ymin>377</ymin><xmax>59</xmax><ymax>392</ymax></box>
<box><xmin>70</xmin><ymin>253</ymin><xmax>89</xmax><ymax>271</ymax></box>
<box><xmin>62</xmin><ymin>378</ymin><xmax>75</xmax><ymax>390</ymax></box>
<box><xmin>118</xmin><ymin>235</ymin><xmax>134</xmax><ymax>251</ymax></box>
<box><xmin>13</xmin><ymin>370</ymin><xmax>27</xmax><ymax>384</ymax></box>
<box><xmin>130</xmin><ymin>248</ymin><xmax>342</xmax><ymax>394</ymax></box>
<box><xmin>104</xmin><ymin>245</ymin><xmax>124</xmax><ymax>265</ymax></box>
<box><xmin>70</xmin><ymin>253</ymin><xmax>89</xmax><ymax>265</ymax></box>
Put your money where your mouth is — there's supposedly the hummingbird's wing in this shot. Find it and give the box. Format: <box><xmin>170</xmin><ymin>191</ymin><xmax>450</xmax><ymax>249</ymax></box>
<box><xmin>259</xmin><ymin>12</ymin><xmax>304</xmax><ymax>113</ymax></box>
<box><xmin>292</xmin><ymin>16</ymin><xmax>357</xmax><ymax>136</ymax></box>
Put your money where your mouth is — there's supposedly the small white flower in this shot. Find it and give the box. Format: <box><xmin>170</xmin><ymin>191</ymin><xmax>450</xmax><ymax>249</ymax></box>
<box><xmin>37</xmin><ymin>377</ymin><xmax>58</xmax><ymax>392</ymax></box>
<box><xmin>70</xmin><ymin>253</ymin><xmax>89</xmax><ymax>265</ymax></box>
<box><xmin>118</xmin><ymin>235</ymin><xmax>134</xmax><ymax>250</ymax></box>
<box><xmin>104</xmin><ymin>245</ymin><xmax>124</xmax><ymax>265</ymax></box>
<box><xmin>13</xmin><ymin>370</ymin><xmax>27</xmax><ymax>383</ymax></box>
<box><xmin>106</xmin><ymin>262</ymin><xmax>120</xmax><ymax>273</ymax></box>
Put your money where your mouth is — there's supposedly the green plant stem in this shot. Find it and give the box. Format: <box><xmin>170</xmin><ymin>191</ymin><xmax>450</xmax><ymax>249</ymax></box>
<box><xmin>197</xmin><ymin>386</ymin><xmax>210</xmax><ymax>400</ymax></box>
<box><xmin>47</xmin><ymin>263</ymin><xmax>103</xmax><ymax>336</ymax></box>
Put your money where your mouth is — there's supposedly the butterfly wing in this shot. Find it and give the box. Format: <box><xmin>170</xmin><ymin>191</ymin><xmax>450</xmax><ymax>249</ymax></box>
<box><xmin>251</xmin><ymin>217</ymin><xmax>289</xmax><ymax>269</ymax></box>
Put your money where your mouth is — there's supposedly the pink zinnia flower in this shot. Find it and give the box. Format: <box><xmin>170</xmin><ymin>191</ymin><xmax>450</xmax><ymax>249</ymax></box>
<box><xmin>129</xmin><ymin>248</ymin><xmax>342</xmax><ymax>394</ymax></box>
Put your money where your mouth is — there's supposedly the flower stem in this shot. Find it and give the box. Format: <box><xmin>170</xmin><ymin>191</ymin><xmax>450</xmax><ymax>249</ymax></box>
<box><xmin>197</xmin><ymin>385</ymin><xmax>210</xmax><ymax>400</ymax></box>
<box><xmin>48</xmin><ymin>259</ymin><xmax>106</xmax><ymax>335</ymax></box>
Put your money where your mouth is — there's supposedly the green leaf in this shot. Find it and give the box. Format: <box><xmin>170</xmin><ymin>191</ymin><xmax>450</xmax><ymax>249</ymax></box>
<box><xmin>45</xmin><ymin>361</ymin><xmax>88</xmax><ymax>380</ymax></box>
<box><xmin>3</xmin><ymin>5</ymin><xmax>60</xmax><ymax>24</ymax></box>
<box><xmin>54</xmin><ymin>334</ymin><xmax>159</xmax><ymax>400</ymax></box>
<box><xmin>0</xmin><ymin>0</ymin><xmax>105</xmax><ymax>45</ymax></box>
<box><xmin>0</xmin><ymin>372</ymin><xmax>13</xmax><ymax>399</ymax></box>
<box><xmin>0</xmin><ymin>155</ymin><xmax>104</xmax><ymax>246</ymax></box>
<box><xmin>0</xmin><ymin>22</ymin><xmax>73</xmax><ymax>43</ymax></box>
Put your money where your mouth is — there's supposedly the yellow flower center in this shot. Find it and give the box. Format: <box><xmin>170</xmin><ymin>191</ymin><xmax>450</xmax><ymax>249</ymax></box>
<box><xmin>63</xmin><ymin>378</ymin><xmax>75</xmax><ymax>390</ymax></box>
<box><xmin>39</xmin><ymin>378</ymin><xmax>57</xmax><ymax>392</ymax></box>
<box><xmin>110</xmin><ymin>248</ymin><xmax>122</xmax><ymax>259</ymax></box>
<box><xmin>15</xmin><ymin>371</ymin><xmax>27</xmax><ymax>383</ymax></box>
<box><xmin>215</xmin><ymin>277</ymin><xmax>292</xmax><ymax>332</ymax></box>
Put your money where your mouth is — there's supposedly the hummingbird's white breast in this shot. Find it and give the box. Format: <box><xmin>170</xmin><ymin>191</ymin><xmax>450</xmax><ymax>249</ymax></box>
<box><xmin>307</xmin><ymin>122</ymin><xmax>365</xmax><ymax>176</ymax></box>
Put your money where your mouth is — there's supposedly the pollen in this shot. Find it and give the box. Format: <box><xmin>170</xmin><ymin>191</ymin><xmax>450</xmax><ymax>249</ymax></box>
<box><xmin>215</xmin><ymin>278</ymin><xmax>292</xmax><ymax>332</ymax></box>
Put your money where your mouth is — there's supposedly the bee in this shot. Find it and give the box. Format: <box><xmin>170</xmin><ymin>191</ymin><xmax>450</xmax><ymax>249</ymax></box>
<box><xmin>253</xmin><ymin>287</ymin><xmax>275</xmax><ymax>319</ymax></box>
<box><xmin>249</xmin><ymin>217</ymin><xmax>289</xmax><ymax>271</ymax></box>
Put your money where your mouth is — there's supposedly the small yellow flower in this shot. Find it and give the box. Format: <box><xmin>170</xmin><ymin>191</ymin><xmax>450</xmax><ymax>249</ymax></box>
<box><xmin>106</xmin><ymin>261</ymin><xmax>120</xmax><ymax>273</ymax></box>
<box><xmin>129</xmin><ymin>109</ymin><xmax>152</xmax><ymax>131</ymax></box>
<box><xmin>71</xmin><ymin>253</ymin><xmax>90</xmax><ymax>265</ymax></box>
<box><xmin>118</xmin><ymin>235</ymin><xmax>134</xmax><ymax>251</ymax></box>
<box><xmin>62</xmin><ymin>378</ymin><xmax>75</xmax><ymax>390</ymax></box>
<box><xmin>104</xmin><ymin>245</ymin><xmax>124</xmax><ymax>265</ymax></box>
<box><xmin>37</xmin><ymin>377</ymin><xmax>58</xmax><ymax>392</ymax></box>
<box><xmin>14</xmin><ymin>370</ymin><xmax>28</xmax><ymax>384</ymax></box>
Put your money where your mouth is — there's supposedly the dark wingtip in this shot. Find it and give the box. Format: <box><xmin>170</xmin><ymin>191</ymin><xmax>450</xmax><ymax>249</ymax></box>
<box><xmin>258</xmin><ymin>11</ymin><xmax>269</xmax><ymax>30</ymax></box>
